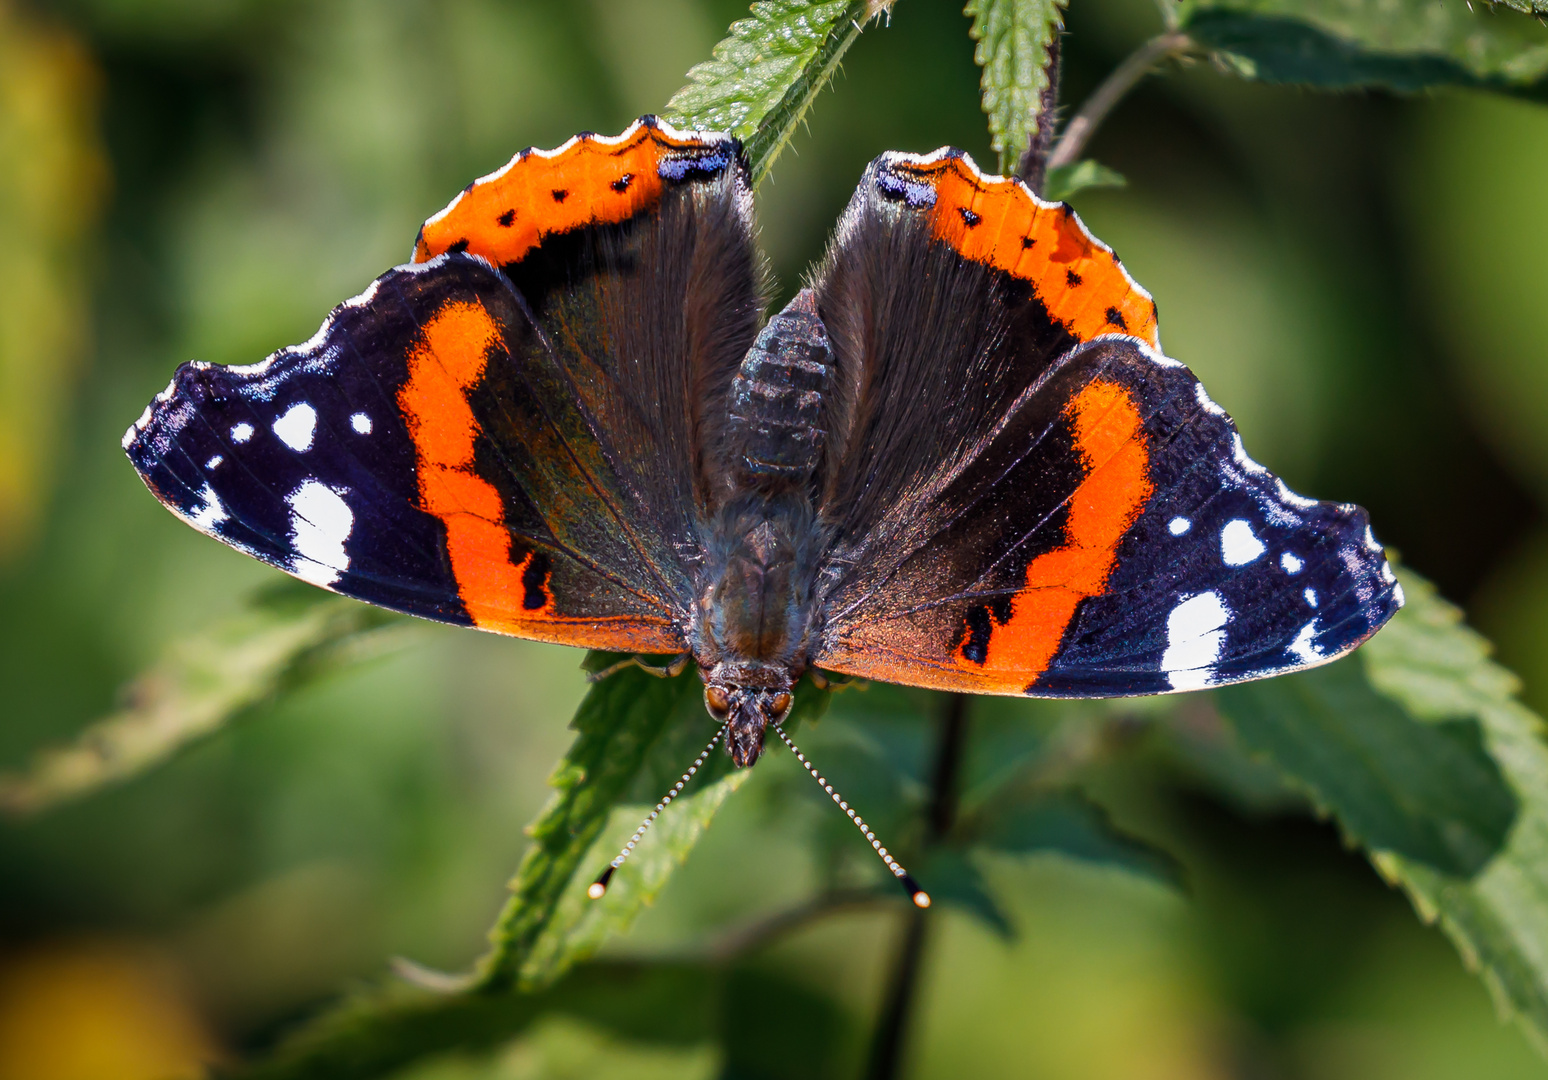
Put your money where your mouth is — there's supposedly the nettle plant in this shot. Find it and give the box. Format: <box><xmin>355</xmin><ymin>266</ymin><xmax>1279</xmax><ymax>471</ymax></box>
<box><xmin>8</xmin><ymin>0</ymin><xmax>1548</xmax><ymax>1076</ymax></box>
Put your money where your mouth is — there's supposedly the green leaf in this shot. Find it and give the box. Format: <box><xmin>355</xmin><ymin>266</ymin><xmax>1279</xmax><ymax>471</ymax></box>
<box><xmin>662</xmin><ymin>0</ymin><xmax>893</xmax><ymax>185</ymax></box>
<box><xmin>921</xmin><ymin>847</ymin><xmax>1013</xmax><ymax>936</ymax></box>
<box><xmin>474</xmin><ymin>663</ymin><xmax>830</xmax><ymax>992</ymax></box>
<box><xmin>517</xmin><ymin>770</ymin><xmax>753</xmax><ymax>985</ymax></box>
<box><xmin>975</xmin><ymin>793</ymin><xmax>1182</xmax><ymax>885</ymax></box>
<box><xmin>473</xmin><ymin>661</ymin><xmax>699</xmax><ymax>992</ymax></box>
<box><xmin>225</xmin><ymin>961</ymin><xmax>720</xmax><ymax>1080</ymax></box>
<box><xmin>965</xmin><ymin>0</ymin><xmax>1066</xmax><ymax>174</ymax></box>
<box><xmin>1220</xmin><ymin>569</ymin><xmax>1548</xmax><ymax>1049</ymax></box>
<box><xmin>1180</xmin><ymin>0</ymin><xmax>1548</xmax><ymax>95</ymax></box>
<box><xmin>1041</xmin><ymin>159</ymin><xmax>1126</xmax><ymax>202</ymax></box>
<box><xmin>1217</xmin><ymin>648</ymin><xmax>1516</xmax><ymax>879</ymax></box>
<box><xmin>0</xmin><ymin>581</ymin><xmax>411</xmax><ymax>814</ymax></box>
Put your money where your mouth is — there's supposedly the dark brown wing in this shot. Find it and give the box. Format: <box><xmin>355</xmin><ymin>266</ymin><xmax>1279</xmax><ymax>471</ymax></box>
<box><xmin>806</xmin><ymin>150</ymin><xmax>1399</xmax><ymax>695</ymax></box>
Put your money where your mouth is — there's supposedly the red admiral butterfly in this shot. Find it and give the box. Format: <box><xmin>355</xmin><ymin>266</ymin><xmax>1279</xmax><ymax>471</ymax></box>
<box><xmin>125</xmin><ymin>117</ymin><xmax>1401</xmax><ymax>898</ymax></box>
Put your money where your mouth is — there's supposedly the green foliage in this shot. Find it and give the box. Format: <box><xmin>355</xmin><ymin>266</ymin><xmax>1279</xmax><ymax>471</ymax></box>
<box><xmin>21</xmin><ymin>0</ymin><xmax>1548</xmax><ymax>1076</ymax></box>
<box><xmin>965</xmin><ymin>0</ymin><xmax>1066</xmax><ymax>173</ymax></box>
<box><xmin>1180</xmin><ymin>0</ymin><xmax>1548</xmax><ymax>94</ymax></box>
<box><xmin>0</xmin><ymin>581</ymin><xmax>410</xmax><ymax>814</ymax></box>
<box><xmin>662</xmin><ymin>0</ymin><xmax>892</xmax><ymax>184</ymax></box>
<box><xmin>1041</xmin><ymin>158</ymin><xmax>1126</xmax><ymax>201</ymax></box>
<box><xmin>1219</xmin><ymin>569</ymin><xmax>1548</xmax><ymax>1048</ymax></box>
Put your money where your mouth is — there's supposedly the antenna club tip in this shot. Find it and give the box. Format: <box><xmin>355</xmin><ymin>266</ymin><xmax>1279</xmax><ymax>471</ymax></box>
<box><xmin>900</xmin><ymin>872</ymin><xmax>930</xmax><ymax>908</ymax></box>
<box><xmin>589</xmin><ymin>865</ymin><xmax>616</xmax><ymax>900</ymax></box>
<box><xmin>912</xmin><ymin>890</ymin><xmax>932</xmax><ymax>909</ymax></box>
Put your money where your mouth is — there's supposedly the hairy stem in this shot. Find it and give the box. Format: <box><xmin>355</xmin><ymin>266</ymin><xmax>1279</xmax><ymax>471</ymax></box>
<box><xmin>864</xmin><ymin>692</ymin><xmax>971</xmax><ymax>1080</ymax></box>
<box><xmin>1017</xmin><ymin>33</ymin><xmax>1063</xmax><ymax>195</ymax></box>
<box><xmin>1046</xmin><ymin>32</ymin><xmax>1193</xmax><ymax>171</ymax></box>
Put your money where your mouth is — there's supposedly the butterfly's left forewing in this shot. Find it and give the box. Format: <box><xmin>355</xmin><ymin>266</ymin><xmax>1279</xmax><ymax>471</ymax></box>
<box><xmin>126</xmin><ymin>119</ymin><xmax>764</xmax><ymax>652</ymax></box>
<box><xmin>809</xmin><ymin>150</ymin><xmax>1399</xmax><ymax>696</ymax></box>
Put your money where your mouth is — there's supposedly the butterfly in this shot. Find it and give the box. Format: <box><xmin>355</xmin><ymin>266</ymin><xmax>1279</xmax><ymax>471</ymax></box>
<box><xmin>125</xmin><ymin>117</ymin><xmax>1400</xmax><ymax>885</ymax></box>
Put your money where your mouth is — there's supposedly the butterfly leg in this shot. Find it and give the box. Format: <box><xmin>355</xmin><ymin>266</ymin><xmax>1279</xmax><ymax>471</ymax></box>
<box><xmin>587</xmin><ymin>652</ymin><xmax>693</xmax><ymax>683</ymax></box>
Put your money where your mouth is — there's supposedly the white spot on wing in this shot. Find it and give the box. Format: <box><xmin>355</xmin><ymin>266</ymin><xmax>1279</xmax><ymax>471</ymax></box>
<box><xmin>185</xmin><ymin>483</ymin><xmax>228</xmax><ymax>531</ymax></box>
<box><xmin>274</xmin><ymin>402</ymin><xmax>317</xmax><ymax>452</ymax></box>
<box><xmin>1304</xmin><ymin>587</ymin><xmax>1318</xmax><ymax>607</ymax></box>
<box><xmin>1168</xmin><ymin>517</ymin><xmax>1191</xmax><ymax>536</ymax></box>
<box><xmin>1281</xmin><ymin>551</ymin><xmax>1304</xmax><ymax>574</ymax></box>
<box><xmin>231</xmin><ymin>422</ymin><xmax>254</xmax><ymax>444</ymax></box>
<box><xmin>1393</xmin><ymin>583</ymin><xmax>1406</xmax><ymax>607</ymax></box>
<box><xmin>287</xmin><ymin>480</ymin><xmax>353</xmax><ymax>586</ymax></box>
<box><xmin>1288</xmin><ymin>621</ymin><xmax>1323</xmax><ymax>665</ymax></box>
<box><xmin>350</xmin><ymin>412</ymin><xmax>372</xmax><ymax>434</ymax></box>
<box><xmin>1163</xmin><ymin>591</ymin><xmax>1231</xmax><ymax>691</ymax></box>
<box><xmin>205</xmin><ymin>454</ymin><xmax>223</xmax><ymax>469</ymax></box>
<box><xmin>1221</xmin><ymin>519</ymin><xmax>1266</xmax><ymax>566</ymax></box>
<box><xmin>1364</xmin><ymin>525</ymin><xmax>1382</xmax><ymax>553</ymax></box>
<box><xmin>1381</xmin><ymin>561</ymin><xmax>1396</xmax><ymax>584</ymax></box>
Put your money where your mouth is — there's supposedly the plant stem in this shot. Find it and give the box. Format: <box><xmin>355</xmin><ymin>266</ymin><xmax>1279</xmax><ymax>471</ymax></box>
<box><xmin>1017</xmin><ymin>33</ymin><xmax>1063</xmax><ymax>195</ymax></box>
<box><xmin>863</xmin><ymin>692</ymin><xmax>971</xmax><ymax>1080</ymax></box>
<box><xmin>1045</xmin><ymin>32</ymin><xmax>1193</xmax><ymax>171</ymax></box>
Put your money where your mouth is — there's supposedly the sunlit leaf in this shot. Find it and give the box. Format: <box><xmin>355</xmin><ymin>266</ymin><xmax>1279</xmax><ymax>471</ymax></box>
<box><xmin>1041</xmin><ymin>158</ymin><xmax>1126</xmax><ymax>202</ymax></box>
<box><xmin>0</xmin><ymin>583</ymin><xmax>412</xmax><ymax>814</ymax></box>
<box><xmin>662</xmin><ymin>0</ymin><xmax>895</xmax><ymax>184</ymax></box>
<box><xmin>474</xmin><ymin>661</ymin><xmax>830</xmax><ymax>992</ymax></box>
<box><xmin>1181</xmin><ymin>0</ymin><xmax>1548</xmax><ymax>94</ymax></box>
<box><xmin>1220</xmin><ymin>569</ymin><xmax>1548</xmax><ymax>1049</ymax></box>
<box><xmin>965</xmin><ymin>0</ymin><xmax>1066</xmax><ymax>174</ymax></box>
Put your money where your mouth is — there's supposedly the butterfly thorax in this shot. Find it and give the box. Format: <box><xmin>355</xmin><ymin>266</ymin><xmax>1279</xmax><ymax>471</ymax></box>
<box><xmin>693</xmin><ymin>290</ymin><xmax>832</xmax><ymax>766</ymax></box>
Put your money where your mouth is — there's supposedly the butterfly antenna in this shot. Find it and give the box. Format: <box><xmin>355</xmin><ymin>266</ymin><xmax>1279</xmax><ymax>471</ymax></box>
<box><xmin>770</xmin><ymin>724</ymin><xmax>931</xmax><ymax>909</ymax></box>
<box><xmin>588</xmin><ymin>723</ymin><xmax>729</xmax><ymax>899</ymax></box>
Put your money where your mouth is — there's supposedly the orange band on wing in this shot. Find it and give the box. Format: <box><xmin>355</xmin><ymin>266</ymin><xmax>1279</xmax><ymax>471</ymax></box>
<box><xmin>958</xmin><ymin>379</ymin><xmax>1153</xmax><ymax>680</ymax></box>
<box><xmin>413</xmin><ymin>122</ymin><xmax>717</xmax><ymax>267</ymax></box>
<box><xmin>892</xmin><ymin>156</ymin><xmax>1159</xmax><ymax>349</ymax></box>
<box><xmin>396</xmin><ymin>298</ymin><xmax>674</xmax><ymax>648</ymax></box>
<box><xmin>396</xmin><ymin>300</ymin><xmax>540</xmax><ymax>634</ymax></box>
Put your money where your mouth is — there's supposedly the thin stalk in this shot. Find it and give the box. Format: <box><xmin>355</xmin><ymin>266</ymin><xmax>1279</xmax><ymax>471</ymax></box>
<box><xmin>1046</xmin><ymin>32</ymin><xmax>1193</xmax><ymax>171</ymax></box>
<box><xmin>863</xmin><ymin>692</ymin><xmax>971</xmax><ymax>1080</ymax></box>
<box><xmin>1017</xmin><ymin>33</ymin><xmax>1063</xmax><ymax>195</ymax></box>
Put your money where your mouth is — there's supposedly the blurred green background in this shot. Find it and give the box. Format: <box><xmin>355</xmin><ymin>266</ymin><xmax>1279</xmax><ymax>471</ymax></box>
<box><xmin>3</xmin><ymin>0</ymin><xmax>1548</xmax><ymax>1077</ymax></box>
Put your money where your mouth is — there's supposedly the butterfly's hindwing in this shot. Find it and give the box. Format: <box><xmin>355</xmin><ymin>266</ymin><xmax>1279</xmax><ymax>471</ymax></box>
<box><xmin>808</xmin><ymin>150</ymin><xmax>1399</xmax><ymax>695</ymax></box>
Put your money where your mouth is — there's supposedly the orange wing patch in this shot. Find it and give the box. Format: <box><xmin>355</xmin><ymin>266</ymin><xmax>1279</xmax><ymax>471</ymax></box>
<box><xmin>885</xmin><ymin>153</ymin><xmax>1159</xmax><ymax>349</ymax></box>
<box><xmin>414</xmin><ymin>117</ymin><xmax>732</xmax><ymax>268</ymax></box>
<box><xmin>814</xmin><ymin>378</ymin><xmax>1152</xmax><ymax>694</ymax></box>
<box><xmin>952</xmin><ymin>379</ymin><xmax>1153</xmax><ymax>683</ymax></box>
<box><xmin>396</xmin><ymin>298</ymin><xmax>678</xmax><ymax>650</ymax></box>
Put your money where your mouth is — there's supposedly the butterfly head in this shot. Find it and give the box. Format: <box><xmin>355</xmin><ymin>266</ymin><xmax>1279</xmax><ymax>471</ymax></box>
<box><xmin>703</xmin><ymin>680</ymin><xmax>794</xmax><ymax>767</ymax></box>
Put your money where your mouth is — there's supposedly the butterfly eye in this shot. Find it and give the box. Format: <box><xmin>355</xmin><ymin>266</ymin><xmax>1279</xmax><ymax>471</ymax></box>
<box><xmin>769</xmin><ymin>692</ymin><xmax>793</xmax><ymax>719</ymax></box>
<box><xmin>704</xmin><ymin>685</ymin><xmax>731</xmax><ymax>720</ymax></box>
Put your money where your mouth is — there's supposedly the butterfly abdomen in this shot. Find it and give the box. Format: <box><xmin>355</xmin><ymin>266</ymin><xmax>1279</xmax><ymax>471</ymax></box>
<box><xmin>723</xmin><ymin>288</ymin><xmax>830</xmax><ymax>491</ymax></box>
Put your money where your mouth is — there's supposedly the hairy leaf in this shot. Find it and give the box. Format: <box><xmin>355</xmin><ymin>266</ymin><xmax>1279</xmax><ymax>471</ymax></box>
<box><xmin>0</xmin><ymin>582</ymin><xmax>411</xmax><ymax>814</ymax></box>
<box><xmin>475</xmin><ymin>662</ymin><xmax>830</xmax><ymax>992</ymax></box>
<box><xmin>1221</xmin><ymin>569</ymin><xmax>1548</xmax><ymax>1049</ymax></box>
<box><xmin>965</xmin><ymin>0</ymin><xmax>1066</xmax><ymax>174</ymax></box>
<box><xmin>1181</xmin><ymin>0</ymin><xmax>1548</xmax><ymax>94</ymax></box>
<box><xmin>662</xmin><ymin>0</ymin><xmax>894</xmax><ymax>184</ymax></box>
<box><xmin>1041</xmin><ymin>159</ymin><xmax>1126</xmax><ymax>202</ymax></box>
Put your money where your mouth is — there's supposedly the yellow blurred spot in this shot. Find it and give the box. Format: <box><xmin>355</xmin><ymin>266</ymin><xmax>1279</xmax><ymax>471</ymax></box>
<box><xmin>0</xmin><ymin>941</ymin><xmax>215</xmax><ymax>1080</ymax></box>
<box><xmin>0</xmin><ymin>4</ymin><xmax>107</xmax><ymax>560</ymax></box>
